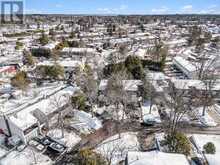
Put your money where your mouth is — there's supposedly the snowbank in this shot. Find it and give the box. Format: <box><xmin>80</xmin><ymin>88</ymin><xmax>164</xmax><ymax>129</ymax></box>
<box><xmin>1</xmin><ymin>147</ymin><xmax>52</xmax><ymax>165</ymax></box>
<box><xmin>192</xmin><ymin>134</ymin><xmax>220</xmax><ymax>165</ymax></box>
<box><xmin>48</xmin><ymin>129</ymin><xmax>81</xmax><ymax>151</ymax></box>
<box><xmin>96</xmin><ymin>132</ymin><xmax>139</xmax><ymax>165</ymax></box>
<box><xmin>127</xmin><ymin>151</ymin><xmax>189</xmax><ymax>165</ymax></box>
<box><xmin>193</xmin><ymin>107</ymin><xmax>217</xmax><ymax>127</ymax></box>
<box><xmin>70</xmin><ymin>110</ymin><xmax>102</xmax><ymax>134</ymax></box>
<box><xmin>142</xmin><ymin>101</ymin><xmax>161</xmax><ymax>123</ymax></box>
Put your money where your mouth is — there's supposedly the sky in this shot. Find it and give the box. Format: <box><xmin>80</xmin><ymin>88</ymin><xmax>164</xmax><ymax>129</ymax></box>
<box><xmin>23</xmin><ymin>0</ymin><xmax>220</xmax><ymax>14</ymax></box>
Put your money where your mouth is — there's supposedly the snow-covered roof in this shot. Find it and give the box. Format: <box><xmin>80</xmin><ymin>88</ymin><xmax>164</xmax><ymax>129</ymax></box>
<box><xmin>61</xmin><ymin>47</ymin><xmax>96</xmax><ymax>54</ymax></box>
<box><xmin>99</xmin><ymin>80</ymin><xmax>142</xmax><ymax>92</ymax></box>
<box><xmin>127</xmin><ymin>151</ymin><xmax>189</xmax><ymax>165</ymax></box>
<box><xmin>170</xmin><ymin>79</ymin><xmax>220</xmax><ymax>91</ymax></box>
<box><xmin>37</xmin><ymin>60</ymin><xmax>82</xmax><ymax>68</ymax></box>
<box><xmin>4</xmin><ymin>85</ymin><xmax>76</xmax><ymax>131</ymax></box>
<box><xmin>41</xmin><ymin>42</ymin><xmax>58</xmax><ymax>50</ymax></box>
<box><xmin>173</xmin><ymin>56</ymin><xmax>196</xmax><ymax>72</ymax></box>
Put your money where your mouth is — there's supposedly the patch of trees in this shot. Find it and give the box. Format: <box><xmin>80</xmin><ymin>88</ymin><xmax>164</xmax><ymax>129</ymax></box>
<box><xmin>74</xmin><ymin>64</ymin><xmax>98</xmax><ymax>115</ymax></box>
<box><xmin>15</xmin><ymin>41</ymin><xmax>24</xmax><ymax>50</ymax></box>
<box><xmin>71</xmin><ymin>91</ymin><xmax>87</xmax><ymax>111</ymax></box>
<box><xmin>23</xmin><ymin>50</ymin><xmax>35</xmax><ymax>66</ymax></box>
<box><xmin>164</xmin><ymin>132</ymin><xmax>191</xmax><ymax>156</ymax></box>
<box><xmin>39</xmin><ymin>32</ymin><xmax>49</xmax><ymax>46</ymax></box>
<box><xmin>55</xmin><ymin>40</ymin><xmax>69</xmax><ymax>50</ymax></box>
<box><xmin>103</xmin><ymin>56</ymin><xmax>165</xmax><ymax>79</ymax></box>
<box><xmin>73</xmin><ymin>148</ymin><xmax>107</xmax><ymax>165</ymax></box>
<box><xmin>31</xmin><ymin>48</ymin><xmax>52</xmax><ymax>58</ymax></box>
<box><xmin>35</xmin><ymin>64</ymin><xmax>64</xmax><ymax>79</ymax></box>
<box><xmin>11</xmin><ymin>71</ymin><xmax>30</xmax><ymax>91</ymax></box>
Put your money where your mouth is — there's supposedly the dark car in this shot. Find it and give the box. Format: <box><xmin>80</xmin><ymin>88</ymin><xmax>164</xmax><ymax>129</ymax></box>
<box><xmin>41</xmin><ymin>137</ymin><xmax>52</xmax><ymax>146</ymax></box>
<box><xmin>49</xmin><ymin>142</ymin><xmax>65</xmax><ymax>153</ymax></box>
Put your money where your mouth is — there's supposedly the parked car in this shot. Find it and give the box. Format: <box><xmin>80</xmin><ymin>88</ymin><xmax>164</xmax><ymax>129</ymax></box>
<box><xmin>49</xmin><ymin>142</ymin><xmax>65</xmax><ymax>153</ymax></box>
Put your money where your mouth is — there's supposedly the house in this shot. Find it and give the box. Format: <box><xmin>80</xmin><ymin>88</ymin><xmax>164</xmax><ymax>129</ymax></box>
<box><xmin>37</xmin><ymin>60</ymin><xmax>83</xmax><ymax>73</ymax></box>
<box><xmin>168</xmin><ymin>79</ymin><xmax>220</xmax><ymax>98</ymax></box>
<box><xmin>173</xmin><ymin>56</ymin><xmax>197</xmax><ymax>79</ymax></box>
<box><xmin>0</xmin><ymin>85</ymin><xmax>75</xmax><ymax>144</ymax></box>
<box><xmin>0</xmin><ymin>66</ymin><xmax>16</xmax><ymax>78</ymax></box>
<box><xmin>125</xmin><ymin>151</ymin><xmax>189</xmax><ymax>165</ymax></box>
<box><xmin>61</xmin><ymin>47</ymin><xmax>97</xmax><ymax>61</ymax></box>
<box><xmin>98</xmin><ymin>80</ymin><xmax>143</xmax><ymax>106</ymax></box>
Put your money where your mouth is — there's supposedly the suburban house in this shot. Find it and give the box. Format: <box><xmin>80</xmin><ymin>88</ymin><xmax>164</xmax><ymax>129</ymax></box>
<box><xmin>98</xmin><ymin>80</ymin><xmax>143</xmax><ymax>106</ymax></box>
<box><xmin>0</xmin><ymin>85</ymin><xmax>75</xmax><ymax>144</ymax></box>
<box><xmin>167</xmin><ymin>79</ymin><xmax>220</xmax><ymax>98</ymax></box>
<box><xmin>61</xmin><ymin>47</ymin><xmax>97</xmax><ymax>61</ymax></box>
<box><xmin>173</xmin><ymin>56</ymin><xmax>197</xmax><ymax>79</ymax></box>
<box><xmin>0</xmin><ymin>66</ymin><xmax>17</xmax><ymax>78</ymax></box>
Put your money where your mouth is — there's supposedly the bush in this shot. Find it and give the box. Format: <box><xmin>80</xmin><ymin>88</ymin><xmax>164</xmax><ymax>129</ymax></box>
<box><xmin>11</xmin><ymin>71</ymin><xmax>30</xmax><ymax>90</ymax></box>
<box><xmin>203</xmin><ymin>142</ymin><xmax>216</xmax><ymax>154</ymax></box>
<box><xmin>31</xmin><ymin>48</ymin><xmax>52</xmax><ymax>58</ymax></box>
<box><xmin>15</xmin><ymin>41</ymin><xmax>24</xmax><ymax>50</ymax></box>
<box><xmin>165</xmin><ymin>132</ymin><xmax>191</xmax><ymax>156</ymax></box>
<box><xmin>71</xmin><ymin>93</ymin><xmax>87</xmax><ymax>111</ymax></box>
<box><xmin>23</xmin><ymin>50</ymin><xmax>35</xmax><ymax>66</ymax></box>
<box><xmin>36</xmin><ymin>64</ymin><xmax>64</xmax><ymax>79</ymax></box>
<box><xmin>39</xmin><ymin>32</ymin><xmax>49</xmax><ymax>46</ymax></box>
<box><xmin>125</xmin><ymin>56</ymin><xmax>145</xmax><ymax>79</ymax></box>
<box><xmin>76</xmin><ymin>148</ymin><xmax>107</xmax><ymax>165</ymax></box>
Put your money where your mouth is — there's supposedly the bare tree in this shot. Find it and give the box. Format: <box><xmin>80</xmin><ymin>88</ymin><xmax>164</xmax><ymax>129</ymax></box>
<box><xmin>50</xmin><ymin>94</ymin><xmax>69</xmax><ymax>138</ymax></box>
<box><xmin>165</xmin><ymin>82</ymin><xmax>191</xmax><ymax>136</ymax></box>
<box><xmin>105</xmin><ymin>70</ymin><xmax>130</xmax><ymax>138</ymax></box>
<box><xmin>75</xmin><ymin>63</ymin><xmax>98</xmax><ymax>117</ymax></box>
<box><xmin>97</xmin><ymin>139</ymin><xmax>128</xmax><ymax>165</ymax></box>
<box><xmin>193</xmin><ymin>54</ymin><xmax>218</xmax><ymax>116</ymax></box>
<box><xmin>142</xmin><ymin>70</ymin><xmax>156</xmax><ymax>114</ymax></box>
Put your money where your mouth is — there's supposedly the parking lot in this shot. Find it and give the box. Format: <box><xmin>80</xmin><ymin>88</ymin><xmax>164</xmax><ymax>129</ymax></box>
<box><xmin>28</xmin><ymin>136</ymin><xmax>67</xmax><ymax>160</ymax></box>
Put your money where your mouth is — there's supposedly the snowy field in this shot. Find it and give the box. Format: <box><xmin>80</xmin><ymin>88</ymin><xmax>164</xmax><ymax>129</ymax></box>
<box><xmin>192</xmin><ymin>107</ymin><xmax>217</xmax><ymax>127</ymax></box>
<box><xmin>142</xmin><ymin>101</ymin><xmax>161</xmax><ymax>123</ymax></box>
<box><xmin>96</xmin><ymin>132</ymin><xmax>139</xmax><ymax>165</ymax></box>
<box><xmin>0</xmin><ymin>147</ymin><xmax>52</xmax><ymax>165</ymax></box>
<box><xmin>68</xmin><ymin>110</ymin><xmax>102</xmax><ymax>134</ymax></box>
<box><xmin>192</xmin><ymin>134</ymin><xmax>220</xmax><ymax>165</ymax></box>
<box><xmin>48</xmin><ymin>129</ymin><xmax>81</xmax><ymax>151</ymax></box>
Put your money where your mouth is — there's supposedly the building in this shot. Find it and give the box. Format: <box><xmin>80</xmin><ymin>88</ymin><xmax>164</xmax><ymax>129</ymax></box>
<box><xmin>173</xmin><ymin>56</ymin><xmax>197</xmax><ymax>79</ymax></box>
<box><xmin>0</xmin><ymin>66</ymin><xmax>16</xmax><ymax>78</ymax></box>
<box><xmin>0</xmin><ymin>85</ymin><xmax>75</xmax><ymax>144</ymax></box>
<box><xmin>125</xmin><ymin>151</ymin><xmax>189</xmax><ymax>165</ymax></box>
<box><xmin>61</xmin><ymin>47</ymin><xmax>97</xmax><ymax>61</ymax></box>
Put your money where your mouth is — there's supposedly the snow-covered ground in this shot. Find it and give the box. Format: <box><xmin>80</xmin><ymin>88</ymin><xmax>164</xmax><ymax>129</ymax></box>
<box><xmin>95</xmin><ymin>104</ymin><xmax>128</xmax><ymax>121</ymax></box>
<box><xmin>127</xmin><ymin>151</ymin><xmax>189</xmax><ymax>165</ymax></box>
<box><xmin>96</xmin><ymin>132</ymin><xmax>139</xmax><ymax>165</ymax></box>
<box><xmin>192</xmin><ymin>107</ymin><xmax>217</xmax><ymax>127</ymax></box>
<box><xmin>0</xmin><ymin>147</ymin><xmax>52</xmax><ymax>165</ymax></box>
<box><xmin>142</xmin><ymin>101</ymin><xmax>161</xmax><ymax>123</ymax></box>
<box><xmin>192</xmin><ymin>134</ymin><xmax>220</xmax><ymax>165</ymax></box>
<box><xmin>48</xmin><ymin>129</ymin><xmax>81</xmax><ymax>151</ymax></box>
<box><xmin>68</xmin><ymin>110</ymin><xmax>102</xmax><ymax>134</ymax></box>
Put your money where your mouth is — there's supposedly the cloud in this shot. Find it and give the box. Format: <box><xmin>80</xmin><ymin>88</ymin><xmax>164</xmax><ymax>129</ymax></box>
<box><xmin>97</xmin><ymin>4</ymin><xmax>128</xmax><ymax>14</ymax></box>
<box><xmin>55</xmin><ymin>4</ymin><xmax>62</xmax><ymax>8</ymax></box>
<box><xmin>182</xmin><ymin>5</ymin><xmax>193</xmax><ymax>13</ymax></box>
<box><xmin>25</xmin><ymin>9</ymin><xmax>43</xmax><ymax>14</ymax></box>
<box><xmin>198</xmin><ymin>5</ymin><xmax>220</xmax><ymax>14</ymax></box>
<box><xmin>151</xmin><ymin>6</ymin><xmax>169</xmax><ymax>14</ymax></box>
<box><xmin>119</xmin><ymin>5</ymin><xmax>128</xmax><ymax>10</ymax></box>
